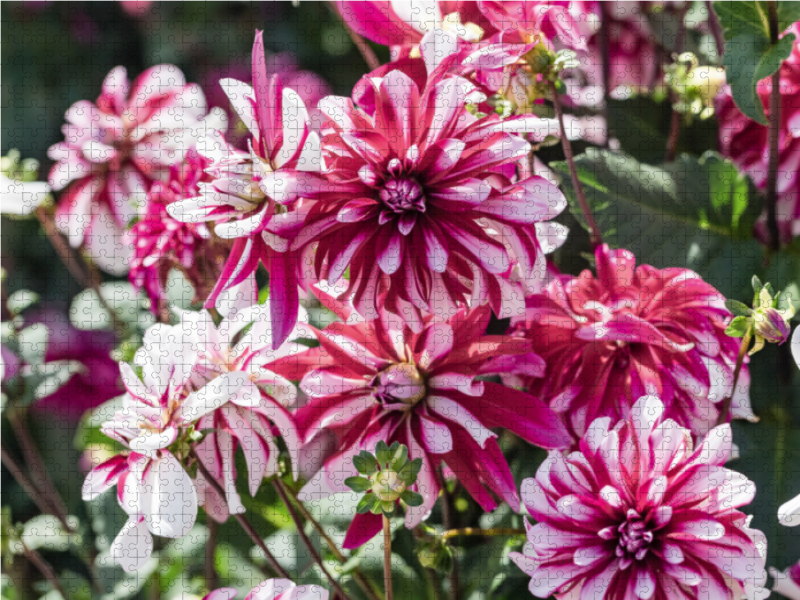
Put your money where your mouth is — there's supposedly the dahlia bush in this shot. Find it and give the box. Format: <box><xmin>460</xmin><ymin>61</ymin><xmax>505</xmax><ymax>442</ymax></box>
<box><xmin>3</xmin><ymin>3</ymin><xmax>800</xmax><ymax>600</ymax></box>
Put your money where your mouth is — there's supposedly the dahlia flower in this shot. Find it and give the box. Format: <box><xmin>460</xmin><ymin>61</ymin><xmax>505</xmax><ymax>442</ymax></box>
<box><xmin>129</xmin><ymin>152</ymin><xmax>226</xmax><ymax>313</ymax></box>
<box><xmin>478</xmin><ymin>1</ymin><xmax>586</xmax><ymax>51</ymax></box>
<box><xmin>48</xmin><ymin>64</ymin><xmax>226</xmax><ymax>275</ymax></box>
<box><xmin>716</xmin><ymin>24</ymin><xmax>800</xmax><ymax>244</ymax></box>
<box><xmin>82</xmin><ymin>449</ymin><xmax>197</xmax><ymax>572</ymax></box>
<box><xmin>769</xmin><ymin>563</ymin><xmax>800</xmax><ymax>600</ymax></box>
<box><xmin>510</xmin><ymin>244</ymin><xmax>755</xmax><ymax>443</ymax></box>
<box><xmin>287</xmin><ymin>284</ymin><xmax>570</xmax><ymax>549</ymax></box>
<box><xmin>294</xmin><ymin>32</ymin><xmax>567</xmax><ymax>326</ymax></box>
<box><xmin>167</xmin><ymin>31</ymin><xmax>323</xmax><ymax>347</ymax></box>
<box><xmin>776</xmin><ymin>326</ymin><xmax>800</xmax><ymax>527</ymax></box>
<box><xmin>511</xmin><ymin>395</ymin><xmax>768</xmax><ymax>600</ymax></box>
<box><xmin>204</xmin><ymin>579</ymin><xmax>328</xmax><ymax>600</ymax></box>
<box><xmin>173</xmin><ymin>306</ymin><xmax>308</xmax><ymax>522</ymax></box>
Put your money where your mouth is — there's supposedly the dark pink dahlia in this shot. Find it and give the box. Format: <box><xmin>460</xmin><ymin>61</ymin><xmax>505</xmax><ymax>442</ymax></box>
<box><xmin>129</xmin><ymin>152</ymin><xmax>226</xmax><ymax>313</ymax></box>
<box><xmin>294</xmin><ymin>42</ymin><xmax>567</xmax><ymax>327</ymax></box>
<box><xmin>509</xmin><ymin>244</ymin><xmax>755</xmax><ymax>443</ymax></box>
<box><xmin>511</xmin><ymin>395</ymin><xmax>768</xmax><ymax>600</ymax></box>
<box><xmin>276</xmin><ymin>283</ymin><xmax>570</xmax><ymax>549</ymax></box>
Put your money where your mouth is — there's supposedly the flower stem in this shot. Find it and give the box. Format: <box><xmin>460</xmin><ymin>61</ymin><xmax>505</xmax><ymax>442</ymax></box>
<box><xmin>21</xmin><ymin>541</ymin><xmax>68</xmax><ymax>599</ymax></box>
<box><xmin>705</xmin><ymin>0</ymin><xmax>725</xmax><ymax>61</ymax></box>
<box><xmin>1</xmin><ymin>443</ymin><xmax>54</xmax><ymax>520</ymax></box>
<box><xmin>766</xmin><ymin>0</ymin><xmax>782</xmax><ymax>251</ymax></box>
<box><xmin>383</xmin><ymin>514</ymin><xmax>393</xmax><ymax>600</ymax></box>
<box><xmin>441</xmin><ymin>527</ymin><xmax>525</xmax><ymax>540</ymax></box>
<box><xmin>438</xmin><ymin>465</ymin><xmax>459</xmax><ymax>600</ymax></box>
<box><xmin>190</xmin><ymin>450</ymin><xmax>291</xmax><ymax>579</ymax></box>
<box><xmin>280</xmin><ymin>483</ymin><xmax>383</xmax><ymax>600</ymax></box>
<box><xmin>327</xmin><ymin>1</ymin><xmax>381</xmax><ymax>71</ymax></box>
<box><xmin>7</xmin><ymin>410</ymin><xmax>71</xmax><ymax>531</ymax></box>
<box><xmin>35</xmin><ymin>206</ymin><xmax>126</xmax><ymax>335</ymax></box>
<box><xmin>598</xmin><ymin>2</ymin><xmax>611</xmax><ymax>147</ymax></box>
<box><xmin>550</xmin><ymin>81</ymin><xmax>603</xmax><ymax>248</ymax></box>
<box><xmin>665</xmin><ymin>3</ymin><xmax>690</xmax><ymax>163</ymax></box>
<box><xmin>205</xmin><ymin>518</ymin><xmax>219</xmax><ymax>591</ymax></box>
<box><xmin>273</xmin><ymin>479</ymin><xmax>353</xmax><ymax>600</ymax></box>
<box><xmin>717</xmin><ymin>328</ymin><xmax>753</xmax><ymax>426</ymax></box>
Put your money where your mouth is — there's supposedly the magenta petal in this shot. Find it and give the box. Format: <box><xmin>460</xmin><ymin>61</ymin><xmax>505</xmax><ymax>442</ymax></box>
<box><xmin>342</xmin><ymin>510</ymin><xmax>383</xmax><ymax>550</ymax></box>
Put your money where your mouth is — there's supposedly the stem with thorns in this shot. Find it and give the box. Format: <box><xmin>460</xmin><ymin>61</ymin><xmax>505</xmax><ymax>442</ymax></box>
<box><xmin>383</xmin><ymin>515</ymin><xmax>393</xmax><ymax>600</ymax></box>
<box><xmin>550</xmin><ymin>81</ymin><xmax>603</xmax><ymax>248</ymax></box>
<box><xmin>718</xmin><ymin>328</ymin><xmax>753</xmax><ymax>426</ymax></box>
<box><xmin>190</xmin><ymin>450</ymin><xmax>290</xmax><ymax>579</ymax></box>
<box><xmin>766</xmin><ymin>0</ymin><xmax>782</xmax><ymax>251</ymax></box>
<box><xmin>273</xmin><ymin>479</ymin><xmax>352</xmax><ymax>600</ymax></box>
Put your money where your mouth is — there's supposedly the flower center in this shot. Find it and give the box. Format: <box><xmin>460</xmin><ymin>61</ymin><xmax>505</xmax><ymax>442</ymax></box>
<box><xmin>614</xmin><ymin>510</ymin><xmax>654</xmax><ymax>566</ymax></box>
<box><xmin>380</xmin><ymin>178</ymin><xmax>426</xmax><ymax>214</ymax></box>
<box><xmin>374</xmin><ymin>363</ymin><xmax>427</xmax><ymax>408</ymax></box>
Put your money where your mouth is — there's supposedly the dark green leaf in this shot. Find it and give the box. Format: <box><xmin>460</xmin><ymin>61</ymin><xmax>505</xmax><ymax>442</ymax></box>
<box><xmin>388</xmin><ymin>443</ymin><xmax>409</xmax><ymax>471</ymax></box>
<box><xmin>353</xmin><ymin>451</ymin><xmax>377</xmax><ymax>475</ymax></box>
<box><xmin>344</xmin><ymin>476</ymin><xmax>372</xmax><ymax>493</ymax></box>
<box><xmin>552</xmin><ymin>149</ymin><xmax>764</xmax><ymax>299</ymax></box>
<box><xmin>375</xmin><ymin>441</ymin><xmax>391</xmax><ymax>467</ymax></box>
<box><xmin>400</xmin><ymin>490</ymin><xmax>424</xmax><ymax>507</ymax></box>
<box><xmin>725</xmin><ymin>299</ymin><xmax>752</xmax><ymax>316</ymax></box>
<box><xmin>398</xmin><ymin>458</ymin><xmax>423</xmax><ymax>485</ymax></box>
<box><xmin>713</xmin><ymin>1</ymin><xmax>770</xmax><ymax>40</ymax></box>
<box><xmin>356</xmin><ymin>493</ymin><xmax>377</xmax><ymax>515</ymax></box>
<box><xmin>778</xmin><ymin>2</ymin><xmax>800</xmax><ymax>32</ymax></box>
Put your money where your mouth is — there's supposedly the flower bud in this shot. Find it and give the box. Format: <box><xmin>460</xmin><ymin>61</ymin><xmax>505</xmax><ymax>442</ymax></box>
<box><xmin>753</xmin><ymin>307</ymin><xmax>792</xmax><ymax>344</ymax></box>
<box><xmin>371</xmin><ymin>470</ymin><xmax>407</xmax><ymax>503</ymax></box>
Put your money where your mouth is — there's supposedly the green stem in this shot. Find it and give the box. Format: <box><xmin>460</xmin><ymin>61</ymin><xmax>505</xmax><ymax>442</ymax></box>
<box><xmin>766</xmin><ymin>0</ymin><xmax>782</xmax><ymax>251</ymax></box>
<box><xmin>273</xmin><ymin>479</ymin><xmax>352</xmax><ymax>600</ymax></box>
<box><xmin>718</xmin><ymin>328</ymin><xmax>753</xmax><ymax>426</ymax></box>
<box><xmin>441</xmin><ymin>527</ymin><xmax>525</xmax><ymax>540</ymax></box>
<box><xmin>383</xmin><ymin>514</ymin><xmax>393</xmax><ymax>600</ymax></box>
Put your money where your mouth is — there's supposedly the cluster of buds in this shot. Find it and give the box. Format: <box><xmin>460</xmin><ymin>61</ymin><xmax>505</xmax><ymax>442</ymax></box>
<box><xmin>726</xmin><ymin>275</ymin><xmax>796</xmax><ymax>354</ymax></box>
<box><xmin>499</xmin><ymin>44</ymin><xmax>580</xmax><ymax>115</ymax></box>
<box><xmin>345</xmin><ymin>442</ymin><xmax>423</xmax><ymax>517</ymax></box>
<box><xmin>663</xmin><ymin>52</ymin><xmax>726</xmax><ymax>123</ymax></box>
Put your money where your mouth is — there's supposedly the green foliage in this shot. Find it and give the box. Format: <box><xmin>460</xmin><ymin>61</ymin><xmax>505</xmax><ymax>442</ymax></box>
<box><xmin>552</xmin><ymin>149</ymin><xmax>764</xmax><ymax>299</ymax></box>
<box><xmin>713</xmin><ymin>1</ymin><xmax>797</xmax><ymax>124</ymax></box>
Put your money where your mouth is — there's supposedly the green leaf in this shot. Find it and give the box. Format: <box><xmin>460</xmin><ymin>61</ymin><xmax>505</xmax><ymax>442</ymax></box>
<box><xmin>713</xmin><ymin>1</ymin><xmax>796</xmax><ymax>125</ymax></box>
<box><xmin>725</xmin><ymin>315</ymin><xmax>751</xmax><ymax>337</ymax></box>
<box><xmin>356</xmin><ymin>493</ymin><xmax>378</xmax><ymax>515</ymax></box>
<box><xmin>344</xmin><ymin>476</ymin><xmax>372</xmax><ymax>493</ymax></box>
<box><xmin>713</xmin><ymin>1</ymin><xmax>770</xmax><ymax>40</ymax></box>
<box><xmin>398</xmin><ymin>458</ymin><xmax>423</xmax><ymax>485</ymax></box>
<box><xmin>352</xmin><ymin>451</ymin><xmax>377</xmax><ymax>475</ymax></box>
<box><xmin>725</xmin><ymin>299</ymin><xmax>752</xmax><ymax>316</ymax></box>
<box><xmin>400</xmin><ymin>490</ymin><xmax>424</xmax><ymax>507</ymax></box>
<box><xmin>552</xmin><ymin>149</ymin><xmax>764</xmax><ymax>300</ymax></box>
<box><xmin>753</xmin><ymin>274</ymin><xmax>764</xmax><ymax>293</ymax></box>
<box><xmin>375</xmin><ymin>440</ymin><xmax>391</xmax><ymax>467</ymax></box>
<box><xmin>388</xmin><ymin>443</ymin><xmax>409</xmax><ymax>471</ymax></box>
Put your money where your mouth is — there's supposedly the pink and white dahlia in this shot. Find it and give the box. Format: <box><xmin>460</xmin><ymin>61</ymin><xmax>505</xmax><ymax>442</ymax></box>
<box><xmin>171</xmin><ymin>307</ymin><xmax>307</xmax><ymax>522</ymax></box>
<box><xmin>478</xmin><ymin>1</ymin><xmax>587</xmax><ymax>51</ymax></box>
<box><xmin>204</xmin><ymin>579</ymin><xmax>328</xmax><ymax>600</ymax></box>
<box><xmin>716</xmin><ymin>24</ymin><xmax>800</xmax><ymax>244</ymax></box>
<box><xmin>86</xmin><ymin>451</ymin><xmax>195</xmax><ymax>572</ymax></box>
<box><xmin>295</xmin><ymin>35</ymin><xmax>567</xmax><ymax>326</ymax></box>
<box><xmin>769</xmin><ymin>562</ymin><xmax>800</xmax><ymax>600</ymax></box>
<box><xmin>509</xmin><ymin>244</ymin><xmax>754</xmax><ymax>443</ymax></box>
<box><xmin>287</xmin><ymin>284</ymin><xmax>570</xmax><ymax>549</ymax></box>
<box><xmin>337</xmin><ymin>1</ymin><xmax>498</xmax><ymax>58</ymax></box>
<box><xmin>48</xmin><ymin>64</ymin><xmax>226</xmax><ymax>275</ymax></box>
<box><xmin>129</xmin><ymin>152</ymin><xmax>226</xmax><ymax>312</ymax></box>
<box><xmin>511</xmin><ymin>395</ymin><xmax>768</xmax><ymax>600</ymax></box>
<box><xmin>167</xmin><ymin>31</ymin><xmax>323</xmax><ymax>347</ymax></box>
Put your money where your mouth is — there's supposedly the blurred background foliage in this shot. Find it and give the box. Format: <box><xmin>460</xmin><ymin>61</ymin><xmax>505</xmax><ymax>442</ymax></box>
<box><xmin>2</xmin><ymin>2</ymin><xmax>800</xmax><ymax>600</ymax></box>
